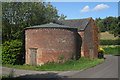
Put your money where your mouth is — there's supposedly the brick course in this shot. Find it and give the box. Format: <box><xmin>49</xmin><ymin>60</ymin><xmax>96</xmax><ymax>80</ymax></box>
<box><xmin>25</xmin><ymin>18</ymin><xmax>100</xmax><ymax>65</ymax></box>
<box><xmin>25</xmin><ymin>28</ymin><xmax>81</xmax><ymax>65</ymax></box>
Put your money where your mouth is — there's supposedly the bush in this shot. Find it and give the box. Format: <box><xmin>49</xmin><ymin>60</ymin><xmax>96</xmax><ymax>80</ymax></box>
<box><xmin>103</xmin><ymin>46</ymin><xmax>120</xmax><ymax>54</ymax></box>
<box><xmin>2</xmin><ymin>40</ymin><xmax>23</xmax><ymax>64</ymax></box>
<box><xmin>100</xmin><ymin>39</ymin><xmax>120</xmax><ymax>45</ymax></box>
<box><xmin>98</xmin><ymin>47</ymin><xmax>104</xmax><ymax>59</ymax></box>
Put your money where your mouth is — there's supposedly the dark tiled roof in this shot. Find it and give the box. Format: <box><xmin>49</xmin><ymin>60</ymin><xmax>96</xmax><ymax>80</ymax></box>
<box><xmin>55</xmin><ymin>18</ymin><xmax>91</xmax><ymax>31</ymax></box>
<box><xmin>25</xmin><ymin>23</ymin><xmax>78</xmax><ymax>32</ymax></box>
<box><xmin>32</xmin><ymin>23</ymin><xmax>71</xmax><ymax>28</ymax></box>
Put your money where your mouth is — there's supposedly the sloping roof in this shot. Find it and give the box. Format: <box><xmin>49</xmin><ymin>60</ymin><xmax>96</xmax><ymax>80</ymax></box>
<box><xmin>25</xmin><ymin>23</ymin><xmax>77</xmax><ymax>31</ymax></box>
<box><xmin>55</xmin><ymin>18</ymin><xmax>91</xmax><ymax>31</ymax></box>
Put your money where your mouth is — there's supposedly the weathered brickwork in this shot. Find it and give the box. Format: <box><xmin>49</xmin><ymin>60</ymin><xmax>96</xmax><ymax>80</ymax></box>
<box><xmin>82</xmin><ymin>18</ymin><xmax>99</xmax><ymax>58</ymax></box>
<box><xmin>25</xmin><ymin>18</ymin><xmax>99</xmax><ymax>66</ymax></box>
<box><xmin>78</xmin><ymin>18</ymin><xmax>99</xmax><ymax>58</ymax></box>
<box><xmin>91</xmin><ymin>18</ymin><xmax>100</xmax><ymax>58</ymax></box>
<box><xmin>57</xmin><ymin>18</ymin><xmax>99</xmax><ymax>58</ymax></box>
<box><xmin>84</xmin><ymin>20</ymin><xmax>94</xmax><ymax>58</ymax></box>
<box><xmin>25</xmin><ymin>28</ymin><xmax>81</xmax><ymax>65</ymax></box>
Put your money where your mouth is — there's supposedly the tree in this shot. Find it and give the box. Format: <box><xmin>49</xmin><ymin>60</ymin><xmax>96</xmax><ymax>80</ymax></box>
<box><xmin>2</xmin><ymin>2</ymin><xmax>67</xmax><ymax>42</ymax></box>
<box><xmin>59</xmin><ymin>14</ymin><xmax>67</xmax><ymax>20</ymax></box>
<box><xmin>109</xmin><ymin>21</ymin><xmax>120</xmax><ymax>37</ymax></box>
<box><xmin>95</xmin><ymin>17</ymin><xmax>101</xmax><ymax>23</ymax></box>
<box><xmin>95</xmin><ymin>16</ymin><xmax>119</xmax><ymax>35</ymax></box>
<box><xmin>97</xmin><ymin>20</ymin><xmax>106</xmax><ymax>32</ymax></box>
<box><xmin>107</xmin><ymin>16</ymin><xmax>120</xmax><ymax>37</ymax></box>
<box><xmin>2</xmin><ymin>2</ymin><xmax>67</xmax><ymax>64</ymax></box>
<box><xmin>103</xmin><ymin>16</ymin><xmax>117</xmax><ymax>31</ymax></box>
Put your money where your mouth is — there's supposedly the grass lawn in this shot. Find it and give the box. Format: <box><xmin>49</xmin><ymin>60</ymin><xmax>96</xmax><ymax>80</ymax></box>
<box><xmin>101</xmin><ymin>46</ymin><xmax>120</xmax><ymax>54</ymax></box>
<box><xmin>100</xmin><ymin>31</ymin><xmax>119</xmax><ymax>40</ymax></box>
<box><xmin>1</xmin><ymin>75</ymin><xmax>9</xmax><ymax>78</ymax></box>
<box><xmin>2</xmin><ymin>57</ymin><xmax>104</xmax><ymax>71</ymax></box>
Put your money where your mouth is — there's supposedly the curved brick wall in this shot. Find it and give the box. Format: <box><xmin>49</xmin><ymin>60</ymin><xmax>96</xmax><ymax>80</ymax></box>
<box><xmin>25</xmin><ymin>28</ymin><xmax>80</xmax><ymax>65</ymax></box>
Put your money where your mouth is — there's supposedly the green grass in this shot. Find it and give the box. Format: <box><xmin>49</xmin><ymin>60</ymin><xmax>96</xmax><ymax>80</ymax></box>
<box><xmin>2</xmin><ymin>57</ymin><xmax>104</xmax><ymax>71</ymax></box>
<box><xmin>101</xmin><ymin>45</ymin><xmax>119</xmax><ymax>48</ymax></box>
<box><xmin>102</xmin><ymin>46</ymin><xmax>120</xmax><ymax>54</ymax></box>
<box><xmin>1</xmin><ymin>75</ymin><xmax>9</xmax><ymax>78</ymax></box>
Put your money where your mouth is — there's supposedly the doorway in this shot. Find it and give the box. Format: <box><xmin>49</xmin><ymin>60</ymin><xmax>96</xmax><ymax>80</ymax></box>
<box><xmin>30</xmin><ymin>48</ymin><xmax>37</xmax><ymax>65</ymax></box>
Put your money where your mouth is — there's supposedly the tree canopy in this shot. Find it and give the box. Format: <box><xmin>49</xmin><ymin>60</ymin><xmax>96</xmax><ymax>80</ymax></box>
<box><xmin>95</xmin><ymin>16</ymin><xmax>120</xmax><ymax>37</ymax></box>
<box><xmin>2</xmin><ymin>2</ymin><xmax>67</xmax><ymax>64</ymax></box>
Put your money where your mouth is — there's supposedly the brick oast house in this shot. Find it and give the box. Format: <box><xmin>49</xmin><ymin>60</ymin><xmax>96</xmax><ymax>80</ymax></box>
<box><xmin>25</xmin><ymin>23</ymin><xmax>82</xmax><ymax>65</ymax></box>
<box><xmin>56</xmin><ymin>17</ymin><xmax>100</xmax><ymax>58</ymax></box>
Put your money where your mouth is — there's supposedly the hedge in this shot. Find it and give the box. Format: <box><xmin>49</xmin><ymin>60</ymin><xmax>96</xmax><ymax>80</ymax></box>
<box><xmin>2</xmin><ymin>40</ymin><xmax>24</xmax><ymax>65</ymax></box>
<box><xmin>100</xmin><ymin>39</ymin><xmax>120</xmax><ymax>45</ymax></box>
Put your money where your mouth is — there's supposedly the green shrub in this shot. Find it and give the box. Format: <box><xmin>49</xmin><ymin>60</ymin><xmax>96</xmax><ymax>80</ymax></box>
<box><xmin>64</xmin><ymin>59</ymin><xmax>74</xmax><ymax>65</ymax></box>
<box><xmin>59</xmin><ymin>55</ymin><xmax>64</xmax><ymax>63</ymax></box>
<box><xmin>2</xmin><ymin>40</ymin><xmax>23</xmax><ymax>64</ymax></box>
<box><xmin>103</xmin><ymin>46</ymin><xmax>120</xmax><ymax>54</ymax></box>
<box><xmin>98</xmin><ymin>47</ymin><xmax>104</xmax><ymax>58</ymax></box>
<box><xmin>59</xmin><ymin>55</ymin><xmax>64</xmax><ymax>60</ymax></box>
<box><xmin>100</xmin><ymin>39</ymin><xmax>120</xmax><ymax>45</ymax></box>
<box><xmin>23</xmin><ymin>64</ymin><xmax>30</xmax><ymax>66</ymax></box>
<box><xmin>71</xmin><ymin>53</ymin><xmax>74</xmax><ymax>60</ymax></box>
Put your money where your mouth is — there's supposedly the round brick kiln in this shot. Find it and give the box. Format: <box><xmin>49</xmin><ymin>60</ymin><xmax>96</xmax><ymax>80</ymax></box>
<box><xmin>25</xmin><ymin>23</ymin><xmax>81</xmax><ymax>65</ymax></box>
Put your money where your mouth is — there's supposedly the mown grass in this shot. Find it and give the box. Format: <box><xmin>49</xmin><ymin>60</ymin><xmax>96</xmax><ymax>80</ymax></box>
<box><xmin>2</xmin><ymin>57</ymin><xmax>104</xmax><ymax>71</ymax></box>
<box><xmin>100</xmin><ymin>31</ymin><xmax>119</xmax><ymax>40</ymax></box>
<box><xmin>102</xmin><ymin>46</ymin><xmax>120</xmax><ymax>54</ymax></box>
<box><xmin>100</xmin><ymin>45</ymin><xmax>119</xmax><ymax>48</ymax></box>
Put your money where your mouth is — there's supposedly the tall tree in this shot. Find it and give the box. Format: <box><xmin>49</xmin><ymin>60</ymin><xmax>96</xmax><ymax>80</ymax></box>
<box><xmin>109</xmin><ymin>17</ymin><xmax>120</xmax><ymax>37</ymax></box>
<box><xmin>95</xmin><ymin>16</ymin><xmax>118</xmax><ymax>34</ymax></box>
<box><xmin>2</xmin><ymin>2</ymin><xmax>67</xmax><ymax>64</ymax></box>
<box><xmin>97</xmin><ymin>20</ymin><xmax>106</xmax><ymax>32</ymax></box>
<box><xmin>2</xmin><ymin>2</ymin><xmax>66</xmax><ymax>42</ymax></box>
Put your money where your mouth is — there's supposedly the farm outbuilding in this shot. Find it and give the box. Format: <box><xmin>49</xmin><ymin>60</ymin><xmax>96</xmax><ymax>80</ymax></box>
<box><xmin>25</xmin><ymin>23</ymin><xmax>82</xmax><ymax>65</ymax></box>
<box><xmin>56</xmin><ymin>17</ymin><xmax>100</xmax><ymax>58</ymax></box>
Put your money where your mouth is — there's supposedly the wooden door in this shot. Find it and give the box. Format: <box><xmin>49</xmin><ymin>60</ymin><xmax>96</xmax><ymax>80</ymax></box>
<box><xmin>30</xmin><ymin>48</ymin><xmax>37</xmax><ymax>65</ymax></box>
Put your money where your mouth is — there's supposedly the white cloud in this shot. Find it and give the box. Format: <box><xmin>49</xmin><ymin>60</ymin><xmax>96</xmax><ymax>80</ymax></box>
<box><xmin>93</xmin><ymin>4</ymin><xmax>109</xmax><ymax>11</ymax></box>
<box><xmin>80</xmin><ymin>6</ymin><xmax>90</xmax><ymax>13</ymax></box>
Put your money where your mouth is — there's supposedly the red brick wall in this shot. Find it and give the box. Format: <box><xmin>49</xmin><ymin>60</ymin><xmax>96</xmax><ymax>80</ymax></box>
<box><xmin>25</xmin><ymin>28</ymin><xmax>78</xmax><ymax>65</ymax></box>
<box><xmin>79</xmin><ymin>18</ymin><xmax>99</xmax><ymax>58</ymax></box>
<box><xmin>84</xmin><ymin>21</ymin><xmax>94</xmax><ymax>58</ymax></box>
<box><xmin>91</xmin><ymin>18</ymin><xmax>100</xmax><ymax>58</ymax></box>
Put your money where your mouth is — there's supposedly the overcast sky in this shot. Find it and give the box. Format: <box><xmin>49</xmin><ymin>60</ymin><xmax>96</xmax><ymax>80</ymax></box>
<box><xmin>51</xmin><ymin>2</ymin><xmax>118</xmax><ymax>20</ymax></box>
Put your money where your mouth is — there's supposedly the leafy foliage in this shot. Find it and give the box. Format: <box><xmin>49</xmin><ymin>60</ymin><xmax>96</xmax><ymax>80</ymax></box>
<box><xmin>58</xmin><ymin>14</ymin><xmax>67</xmax><ymax>20</ymax></box>
<box><xmin>95</xmin><ymin>16</ymin><xmax>120</xmax><ymax>37</ymax></box>
<box><xmin>98</xmin><ymin>47</ymin><xmax>104</xmax><ymax>59</ymax></box>
<box><xmin>2</xmin><ymin>2</ymin><xmax>66</xmax><ymax>65</ymax></box>
<box><xmin>2</xmin><ymin>40</ymin><xmax>23</xmax><ymax>64</ymax></box>
<box><xmin>100</xmin><ymin>39</ymin><xmax>120</xmax><ymax>45</ymax></box>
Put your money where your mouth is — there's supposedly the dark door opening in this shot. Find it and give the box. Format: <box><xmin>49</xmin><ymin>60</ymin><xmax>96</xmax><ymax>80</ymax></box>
<box><xmin>30</xmin><ymin>48</ymin><xmax>37</xmax><ymax>65</ymax></box>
